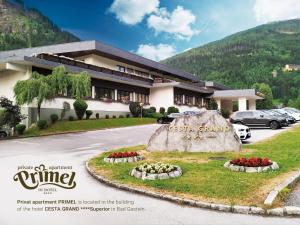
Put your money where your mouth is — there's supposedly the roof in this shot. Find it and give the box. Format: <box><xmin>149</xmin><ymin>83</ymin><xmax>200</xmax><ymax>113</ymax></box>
<box><xmin>213</xmin><ymin>89</ymin><xmax>264</xmax><ymax>100</ymax></box>
<box><xmin>152</xmin><ymin>82</ymin><xmax>213</xmax><ymax>94</ymax></box>
<box><xmin>0</xmin><ymin>40</ymin><xmax>202</xmax><ymax>83</ymax></box>
<box><xmin>205</xmin><ymin>81</ymin><xmax>230</xmax><ymax>90</ymax></box>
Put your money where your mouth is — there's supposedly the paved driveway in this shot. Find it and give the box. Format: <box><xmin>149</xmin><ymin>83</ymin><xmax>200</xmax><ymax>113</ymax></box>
<box><xmin>0</xmin><ymin>124</ymin><xmax>299</xmax><ymax>225</ymax></box>
<box><xmin>243</xmin><ymin>124</ymin><xmax>296</xmax><ymax>144</ymax></box>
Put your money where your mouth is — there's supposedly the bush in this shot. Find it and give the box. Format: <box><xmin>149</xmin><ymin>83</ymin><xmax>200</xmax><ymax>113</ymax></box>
<box><xmin>148</xmin><ymin>112</ymin><xmax>163</xmax><ymax>118</ymax></box>
<box><xmin>208</xmin><ymin>98</ymin><xmax>218</xmax><ymax>110</ymax></box>
<box><xmin>126</xmin><ymin>114</ymin><xmax>130</xmax><ymax>118</ymax></box>
<box><xmin>16</xmin><ymin>124</ymin><xmax>26</xmax><ymax>135</ymax></box>
<box><xmin>69</xmin><ymin>116</ymin><xmax>74</xmax><ymax>121</ymax></box>
<box><xmin>149</xmin><ymin>107</ymin><xmax>156</xmax><ymax>113</ymax></box>
<box><xmin>221</xmin><ymin>109</ymin><xmax>230</xmax><ymax>119</ymax></box>
<box><xmin>119</xmin><ymin>115</ymin><xmax>124</xmax><ymax>118</ymax></box>
<box><xmin>112</xmin><ymin>115</ymin><xmax>116</xmax><ymax>119</ymax></box>
<box><xmin>129</xmin><ymin>102</ymin><xmax>141</xmax><ymax>117</ymax></box>
<box><xmin>95</xmin><ymin>113</ymin><xmax>100</xmax><ymax>119</ymax></box>
<box><xmin>167</xmin><ymin>106</ymin><xmax>179</xmax><ymax>114</ymax></box>
<box><xmin>37</xmin><ymin>120</ymin><xmax>47</xmax><ymax>130</ymax></box>
<box><xmin>50</xmin><ymin>114</ymin><xmax>59</xmax><ymax>123</ymax></box>
<box><xmin>73</xmin><ymin>99</ymin><xmax>88</xmax><ymax>120</ymax></box>
<box><xmin>86</xmin><ymin>110</ymin><xmax>93</xmax><ymax>119</ymax></box>
<box><xmin>105</xmin><ymin>115</ymin><xmax>109</xmax><ymax>119</ymax></box>
<box><xmin>159</xmin><ymin>107</ymin><xmax>165</xmax><ymax>114</ymax></box>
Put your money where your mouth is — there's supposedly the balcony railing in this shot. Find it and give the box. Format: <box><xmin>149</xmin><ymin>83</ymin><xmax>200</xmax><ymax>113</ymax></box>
<box><xmin>36</xmin><ymin>53</ymin><xmax>154</xmax><ymax>83</ymax></box>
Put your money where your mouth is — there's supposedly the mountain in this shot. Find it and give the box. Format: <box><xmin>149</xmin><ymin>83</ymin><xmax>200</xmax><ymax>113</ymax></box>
<box><xmin>162</xmin><ymin>19</ymin><xmax>300</xmax><ymax>95</ymax></box>
<box><xmin>0</xmin><ymin>0</ymin><xmax>80</xmax><ymax>51</ymax></box>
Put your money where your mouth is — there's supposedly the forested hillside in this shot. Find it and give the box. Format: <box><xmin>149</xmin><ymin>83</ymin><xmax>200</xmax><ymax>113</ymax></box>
<box><xmin>162</xmin><ymin>19</ymin><xmax>300</xmax><ymax>104</ymax></box>
<box><xmin>0</xmin><ymin>0</ymin><xmax>80</xmax><ymax>51</ymax></box>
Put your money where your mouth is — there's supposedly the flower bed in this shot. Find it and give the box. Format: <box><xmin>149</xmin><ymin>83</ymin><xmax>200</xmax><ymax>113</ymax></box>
<box><xmin>224</xmin><ymin>157</ymin><xmax>279</xmax><ymax>173</ymax></box>
<box><xmin>103</xmin><ymin>151</ymin><xmax>143</xmax><ymax>163</ymax></box>
<box><xmin>130</xmin><ymin>162</ymin><xmax>182</xmax><ymax>180</ymax></box>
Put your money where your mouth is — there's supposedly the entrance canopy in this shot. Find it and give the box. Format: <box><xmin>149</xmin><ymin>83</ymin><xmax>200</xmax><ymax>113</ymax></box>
<box><xmin>213</xmin><ymin>89</ymin><xmax>264</xmax><ymax>111</ymax></box>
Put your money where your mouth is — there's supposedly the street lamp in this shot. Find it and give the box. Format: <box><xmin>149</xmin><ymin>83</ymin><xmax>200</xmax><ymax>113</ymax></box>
<box><xmin>139</xmin><ymin>102</ymin><xmax>144</xmax><ymax>118</ymax></box>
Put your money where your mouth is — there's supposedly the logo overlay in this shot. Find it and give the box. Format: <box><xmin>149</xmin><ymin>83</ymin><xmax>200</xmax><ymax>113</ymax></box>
<box><xmin>13</xmin><ymin>164</ymin><xmax>76</xmax><ymax>193</ymax></box>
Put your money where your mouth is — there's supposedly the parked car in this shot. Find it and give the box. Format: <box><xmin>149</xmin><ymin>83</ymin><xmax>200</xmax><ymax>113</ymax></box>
<box><xmin>0</xmin><ymin>126</ymin><xmax>10</xmax><ymax>138</ymax></box>
<box><xmin>230</xmin><ymin>110</ymin><xmax>287</xmax><ymax>129</ymax></box>
<box><xmin>274</xmin><ymin>108</ymin><xmax>300</xmax><ymax>121</ymax></box>
<box><xmin>233</xmin><ymin>124</ymin><xmax>251</xmax><ymax>141</ymax></box>
<box><xmin>157</xmin><ymin>113</ymin><xmax>183</xmax><ymax>124</ymax></box>
<box><xmin>268</xmin><ymin>109</ymin><xmax>296</xmax><ymax>124</ymax></box>
<box><xmin>182</xmin><ymin>111</ymin><xmax>201</xmax><ymax>116</ymax></box>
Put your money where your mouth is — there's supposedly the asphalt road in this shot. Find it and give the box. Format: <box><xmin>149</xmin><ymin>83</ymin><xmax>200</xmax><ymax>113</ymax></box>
<box><xmin>0</xmin><ymin>124</ymin><xmax>299</xmax><ymax>225</ymax></box>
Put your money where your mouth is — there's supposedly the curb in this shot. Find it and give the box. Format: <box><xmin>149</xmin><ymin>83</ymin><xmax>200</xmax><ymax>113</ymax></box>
<box><xmin>85</xmin><ymin>160</ymin><xmax>300</xmax><ymax>217</ymax></box>
<box><xmin>264</xmin><ymin>170</ymin><xmax>300</xmax><ymax>206</ymax></box>
<box><xmin>0</xmin><ymin>123</ymin><xmax>158</xmax><ymax>141</ymax></box>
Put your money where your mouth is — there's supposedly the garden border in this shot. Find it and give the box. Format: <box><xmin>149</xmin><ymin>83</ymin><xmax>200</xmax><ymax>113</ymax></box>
<box><xmin>264</xmin><ymin>170</ymin><xmax>300</xmax><ymax>206</ymax></box>
<box><xmin>86</xmin><ymin>160</ymin><xmax>300</xmax><ymax>217</ymax></box>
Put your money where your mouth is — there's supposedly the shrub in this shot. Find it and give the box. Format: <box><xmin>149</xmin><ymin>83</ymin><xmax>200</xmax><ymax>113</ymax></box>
<box><xmin>221</xmin><ymin>109</ymin><xmax>230</xmax><ymax>119</ymax></box>
<box><xmin>95</xmin><ymin>113</ymin><xmax>100</xmax><ymax>119</ymax></box>
<box><xmin>50</xmin><ymin>114</ymin><xmax>59</xmax><ymax>123</ymax></box>
<box><xmin>142</xmin><ymin>108</ymin><xmax>152</xmax><ymax>117</ymax></box>
<box><xmin>69</xmin><ymin>116</ymin><xmax>74</xmax><ymax>121</ymax></box>
<box><xmin>119</xmin><ymin>115</ymin><xmax>124</xmax><ymax>118</ymax></box>
<box><xmin>208</xmin><ymin>98</ymin><xmax>218</xmax><ymax>110</ymax></box>
<box><xmin>73</xmin><ymin>99</ymin><xmax>88</xmax><ymax>120</ymax></box>
<box><xmin>86</xmin><ymin>110</ymin><xmax>93</xmax><ymax>119</ymax></box>
<box><xmin>149</xmin><ymin>107</ymin><xmax>156</xmax><ymax>113</ymax></box>
<box><xmin>105</xmin><ymin>115</ymin><xmax>109</xmax><ymax>119</ymax></box>
<box><xmin>129</xmin><ymin>102</ymin><xmax>141</xmax><ymax>117</ymax></box>
<box><xmin>37</xmin><ymin>120</ymin><xmax>47</xmax><ymax>130</ymax></box>
<box><xmin>126</xmin><ymin>114</ymin><xmax>130</xmax><ymax>118</ymax></box>
<box><xmin>149</xmin><ymin>112</ymin><xmax>163</xmax><ymax>118</ymax></box>
<box><xmin>159</xmin><ymin>107</ymin><xmax>165</xmax><ymax>114</ymax></box>
<box><xmin>15</xmin><ymin>124</ymin><xmax>26</xmax><ymax>135</ymax></box>
<box><xmin>167</xmin><ymin>106</ymin><xmax>179</xmax><ymax>114</ymax></box>
<box><xmin>112</xmin><ymin>115</ymin><xmax>116</xmax><ymax>119</ymax></box>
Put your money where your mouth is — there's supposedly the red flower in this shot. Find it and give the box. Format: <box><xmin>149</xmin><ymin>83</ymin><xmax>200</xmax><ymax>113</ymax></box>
<box><xmin>108</xmin><ymin>151</ymin><xmax>139</xmax><ymax>158</ymax></box>
<box><xmin>230</xmin><ymin>157</ymin><xmax>271</xmax><ymax>167</ymax></box>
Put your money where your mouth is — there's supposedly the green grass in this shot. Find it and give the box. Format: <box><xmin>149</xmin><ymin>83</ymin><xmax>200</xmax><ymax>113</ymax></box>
<box><xmin>89</xmin><ymin>125</ymin><xmax>300</xmax><ymax>206</ymax></box>
<box><xmin>23</xmin><ymin>118</ymin><xmax>156</xmax><ymax>137</ymax></box>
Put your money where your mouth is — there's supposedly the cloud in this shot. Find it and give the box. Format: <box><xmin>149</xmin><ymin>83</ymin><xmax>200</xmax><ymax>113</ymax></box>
<box><xmin>136</xmin><ymin>44</ymin><xmax>176</xmax><ymax>61</ymax></box>
<box><xmin>254</xmin><ymin>0</ymin><xmax>300</xmax><ymax>23</ymax></box>
<box><xmin>147</xmin><ymin>6</ymin><xmax>199</xmax><ymax>39</ymax></box>
<box><xmin>109</xmin><ymin>0</ymin><xmax>159</xmax><ymax>25</ymax></box>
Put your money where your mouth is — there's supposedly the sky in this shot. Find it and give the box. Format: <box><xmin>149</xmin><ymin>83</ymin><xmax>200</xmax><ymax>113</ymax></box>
<box><xmin>22</xmin><ymin>0</ymin><xmax>300</xmax><ymax>61</ymax></box>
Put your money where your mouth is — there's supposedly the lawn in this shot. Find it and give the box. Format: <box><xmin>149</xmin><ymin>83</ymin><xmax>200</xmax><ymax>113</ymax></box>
<box><xmin>23</xmin><ymin>118</ymin><xmax>156</xmax><ymax>137</ymax></box>
<box><xmin>89</xmin><ymin>125</ymin><xmax>300</xmax><ymax>207</ymax></box>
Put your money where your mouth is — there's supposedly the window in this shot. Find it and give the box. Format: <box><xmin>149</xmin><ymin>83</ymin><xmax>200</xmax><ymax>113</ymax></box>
<box><xmin>174</xmin><ymin>94</ymin><xmax>183</xmax><ymax>105</ymax></box>
<box><xmin>195</xmin><ymin>97</ymin><xmax>203</xmax><ymax>106</ymax></box>
<box><xmin>95</xmin><ymin>87</ymin><xmax>114</xmax><ymax>100</ymax></box>
<box><xmin>117</xmin><ymin>90</ymin><xmax>130</xmax><ymax>103</ymax></box>
<box><xmin>127</xmin><ymin>68</ymin><xmax>134</xmax><ymax>74</ymax></box>
<box><xmin>135</xmin><ymin>70</ymin><xmax>149</xmax><ymax>78</ymax></box>
<box><xmin>136</xmin><ymin>93</ymin><xmax>149</xmax><ymax>104</ymax></box>
<box><xmin>185</xmin><ymin>95</ymin><xmax>193</xmax><ymax>105</ymax></box>
<box><xmin>117</xmin><ymin>65</ymin><xmax>125</xmax><ymax>72</ymax></box>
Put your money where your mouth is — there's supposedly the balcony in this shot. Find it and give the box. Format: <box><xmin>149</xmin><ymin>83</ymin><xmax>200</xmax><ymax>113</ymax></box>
<box><xmin>35</xmin><ymin>53</ymin><xmax>154</xmax><ymax>84</ymax></box>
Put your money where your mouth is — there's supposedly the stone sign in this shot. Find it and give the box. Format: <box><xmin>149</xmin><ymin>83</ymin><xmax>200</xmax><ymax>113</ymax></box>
<box><xmin>147</xmin><ymin>110</ymin><xmax>241</xmax><ymax>152</ymax></box>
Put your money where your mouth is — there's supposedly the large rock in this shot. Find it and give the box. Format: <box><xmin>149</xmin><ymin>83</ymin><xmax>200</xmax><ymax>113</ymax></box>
<box><xmin>147</xmin><ymin>110</ymin><xmax>241</xmax><ymax>152</ymax></box>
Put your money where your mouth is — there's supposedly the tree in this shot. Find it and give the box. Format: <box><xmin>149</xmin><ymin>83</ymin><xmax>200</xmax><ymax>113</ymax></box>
<box><xmin>0</xmin><ymin>97</ymin><xmax>26</xmax><ymax>128</ymax></box>
<box><xmin>14</xmin><ymin>66</ymin><xmax>91</xmax><ymax>120</ymax></box>
<box><xmin>252</xmin><ymin>83</ymin><xmax>273</xmax><ymax>109</ymax></box>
